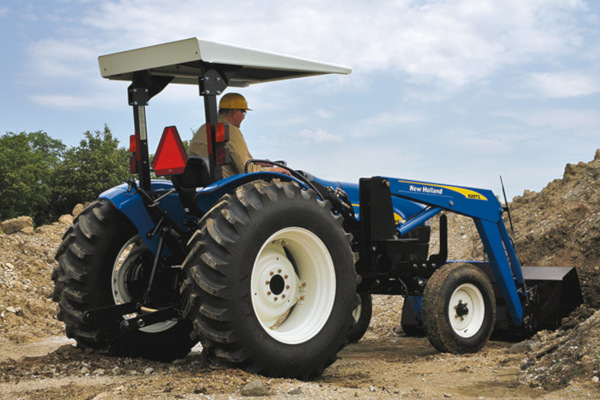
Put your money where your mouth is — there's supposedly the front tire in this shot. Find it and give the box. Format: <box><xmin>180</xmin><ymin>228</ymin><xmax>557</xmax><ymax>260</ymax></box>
<box><xmin>52</xmin><ymin>199</ymin><xmax>195</xmax><ymax>361</ymax></box>
<box><xmin>182</xmin><ymin>180</ymin><xmax>357</xmax><ymax>379</ymax></box>
<box><xmin>422</xmin><ymin>263</ymin><xmax>496</xmax><ymax>353</ymax></box>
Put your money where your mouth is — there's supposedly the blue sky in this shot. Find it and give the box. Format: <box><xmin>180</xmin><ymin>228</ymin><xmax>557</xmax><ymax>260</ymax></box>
<box><xmin>1</xmin><ymin>0</ymin><xmax>599</xmax><ymax>201</ymax></box>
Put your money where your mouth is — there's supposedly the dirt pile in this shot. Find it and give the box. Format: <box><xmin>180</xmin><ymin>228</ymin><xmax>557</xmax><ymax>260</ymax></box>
<box><xmin>518</xmin><ymin>309</ymin><xmax>600</xmax><ymax>389</ymax></box>
<box><xmin>505</xmin><ymin>149</ymin><xmax>600</xmax><ymax>387</ymax></box>
<box><xmin>0</xmin><ymin>219</ymin><xmax>68</xmax><ymax>343</ymax></box>
<box><xmin>510</xmin><ymin>149</ymin><xmax>600</xmax><ymax>308</ymax></box>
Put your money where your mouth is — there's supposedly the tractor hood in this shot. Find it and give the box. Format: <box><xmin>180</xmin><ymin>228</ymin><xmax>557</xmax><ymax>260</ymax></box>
<box><xmin>98</xmin><ymin>37</ymin><xmax>351</xmax><ymax>87</ymax></box>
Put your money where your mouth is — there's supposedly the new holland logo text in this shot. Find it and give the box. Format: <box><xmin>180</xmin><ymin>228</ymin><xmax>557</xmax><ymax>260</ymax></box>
<box><xmin>410</xmin><ymin>185</ymin><xmax>443</xmax><ymax>195</ymax></box>
<box><xmin>400</xmin><ymin>180</ymin><xmax>488</xmax><ymax>201</ymax></box>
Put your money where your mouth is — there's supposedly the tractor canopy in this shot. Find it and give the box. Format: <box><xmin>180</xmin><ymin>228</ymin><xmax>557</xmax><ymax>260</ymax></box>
<box><xmin>99</xmin><ymin>37</ymin><xmax>351</xmax><ymax>86</ymax></box>
<box><xmin>98</xmin><ymin>37</ymin><xmax>351</xmax><ymax>188</ymax></box>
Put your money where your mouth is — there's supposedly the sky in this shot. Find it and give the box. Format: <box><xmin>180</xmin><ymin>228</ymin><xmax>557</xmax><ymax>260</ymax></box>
<box><xmin>1</xmin><ymin>0</ymin><xmax>599</xmax><ymax>201</ymax></box>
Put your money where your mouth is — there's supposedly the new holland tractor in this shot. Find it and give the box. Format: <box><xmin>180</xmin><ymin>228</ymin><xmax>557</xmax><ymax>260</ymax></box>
<box><xmin>52</xmin><ymin>38</ymin><xmax>583</xmax><ymax>380</ymax></box>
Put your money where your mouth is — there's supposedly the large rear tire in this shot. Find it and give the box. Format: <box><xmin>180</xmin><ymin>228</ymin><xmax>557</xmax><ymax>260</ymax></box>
<box><xmin>182</xmin><ymin>180</ymin><xmax>358</xmax><ymax>379</ymax></box>
<box><xmin>52</xmin><ymin>199</ymin><xmax>195</xmax><ymax>361</ymax></box>
<box><xmin>422</xmin><ymin>263</ymin><xmax>495</xmax><ymax>353</ymax></box>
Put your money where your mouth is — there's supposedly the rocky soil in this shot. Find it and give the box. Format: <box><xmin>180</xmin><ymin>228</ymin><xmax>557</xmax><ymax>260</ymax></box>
<box><xmin>1</xmin><ymin>151</ymin><xmax>600</xmax><ymax>399</ymax></box>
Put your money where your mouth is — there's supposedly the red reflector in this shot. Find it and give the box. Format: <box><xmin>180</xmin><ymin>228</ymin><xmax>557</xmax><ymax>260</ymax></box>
<box><xmin>205</xmin><ymin>123</ymin><xmax>212</xmax><ymax>155</ymax></box>
<box><xmin>215</xmin><ymin>123</ymin><xmax>227</xmax><ymax>142</ymax></box>
<box><xmin>129</xmin><ymin>155</ymin><xmax>138</xmax><ymax>174</ymax></box>
<box><xmin>152</xmin><ymin>126</ymin><xmax>188</xmax><ymax>176</ymax></box>
<box><xmin>129</xmin><ymin>134</ymin><xmax>138</xmax><ymax>153</ymax></box>
<box><xmin>216</xmin><ymin>146</ymin><xmax>225</xmax><ymax>166</ymax></box>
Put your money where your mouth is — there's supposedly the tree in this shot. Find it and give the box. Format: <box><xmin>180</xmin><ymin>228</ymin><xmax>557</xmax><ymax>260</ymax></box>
<box><xmin>0</xmin><ymin>131</ymin><xmax>66</xmax><ymax>225</ymax></box>
<box><xmin>50</xmin><ymin>126</ymin><xmax>130</xmax><ymax>217</ymax></box>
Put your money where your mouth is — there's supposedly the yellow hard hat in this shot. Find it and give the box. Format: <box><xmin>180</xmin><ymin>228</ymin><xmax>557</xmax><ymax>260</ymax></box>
<box><xmin>219</xmin><ymin>93</ymin><xmax>252</xmax><ymax>111</ymax></box>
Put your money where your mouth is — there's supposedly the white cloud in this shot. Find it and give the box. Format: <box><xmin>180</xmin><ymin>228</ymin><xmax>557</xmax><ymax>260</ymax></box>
<box><xmin>0</xmin><ymin>7</ymin><xmax>8</xmax><ymax>18</ymax></box>
<box><xmin>62</xmin><ymin>0</ymin><xmax>595</xmax><ymax>91</ymax></box>
<box><xmin>298</xmin><ymin>128</ymin><xmax>343</xmax><ymax>143</ymax></box>
<box><xmin>315</xmin><ymin>109</ymin><xmax>334</xmax><ymax>119</ymax></box>
<box><xmin>520</xmin><ymin>108</ymin><xmax>600</xmax><ymax>131</ymax></box>
<box><xmin>27</xmin><ymin>38</ymin><xmax>99</xmax><ymax>79</ymax></box>
<box><xmin>349</xmin><ymin>110</ymin><xmax>424</xmax><ymax>138</ymax></box>
<box><xmin>528</xmin><ymin>71</ymin><xmax>600</xmax><ymax>98</ymax></box>
<box><xmin>29</xmin><ymin>94</ymin><xmax>102</xmax><ymax>109</ymax></box>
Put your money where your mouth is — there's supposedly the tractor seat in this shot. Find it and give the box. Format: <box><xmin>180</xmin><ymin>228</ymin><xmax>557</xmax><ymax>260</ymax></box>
<box><xmin>171</xmin><ymin>156</ymin><xmax>210</xmax><ymax>216</ymax></box>
<box><xmin>171</xmin><ymin>156</ymin><xmax>210</xmax><ymax>189</ymax></box>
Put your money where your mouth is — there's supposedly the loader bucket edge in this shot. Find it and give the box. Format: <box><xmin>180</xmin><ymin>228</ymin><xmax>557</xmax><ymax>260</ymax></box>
<box><xmin>477</xmin><ymin>264</ymin><xmax>583</xmax><ymax>336</ymax></box>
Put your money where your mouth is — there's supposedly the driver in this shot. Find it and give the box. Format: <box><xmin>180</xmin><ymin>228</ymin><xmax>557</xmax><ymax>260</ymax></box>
<box><xmin>187</xmin><ymin>93</ymin><xmax>290</xmax><ymax>178</ymax></box>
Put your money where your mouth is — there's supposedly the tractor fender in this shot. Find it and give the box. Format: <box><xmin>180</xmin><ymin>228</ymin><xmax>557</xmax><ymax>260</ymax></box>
<box><xmin>99</xmin><ymin>180</ymin><xmax>186</xmax><ymax>255</ymax></box>
<box><xmin>98</xmin><ymin>174</ymin><xmax>297</xmax><ymax>254</ymax></box>
<box><xmin>194</xmin><ymin>171</ymin><xmax>299</xmax><ymax>212</ymax></box>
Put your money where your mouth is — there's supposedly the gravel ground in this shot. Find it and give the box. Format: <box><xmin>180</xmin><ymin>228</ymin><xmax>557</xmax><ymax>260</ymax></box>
<box><xmin>1</xmin><ymin>150</ymin><xmax>600</xmax><ymax>399</ymax></box>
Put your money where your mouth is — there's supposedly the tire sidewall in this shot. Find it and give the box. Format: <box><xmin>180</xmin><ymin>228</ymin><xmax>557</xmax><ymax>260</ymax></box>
<box><xmin>423</xmin><ymin>263</ymin><xmax>496</xmax><ymax>353</ymax></box>
<box><xmin>223</xmin><ymin>188</ymin><xmax>356</xmax><ymax>366</ymax></box>
<box><xmin>440</xmin><ymin>267</ymin><xmax>495</xmax><ymax>350</ymax></box>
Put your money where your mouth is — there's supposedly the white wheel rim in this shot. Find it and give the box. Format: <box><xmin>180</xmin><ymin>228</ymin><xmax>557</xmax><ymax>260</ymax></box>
<box><xmin>112</xmin><ymin>236</ymin><xmax>177</xmax><ymax>333</ymax></box>
<box><xmin>352</xmin><ymin>304</ymin><xmax>362</xmax><ymax>325</ymax></box>
<box><xmin>251</xmin><ymin>227</ymin><xmax>336</xmax><ymax>344</ymax></box>
<box><xmin>448</xmin><ymin>283</ymin><xmax>485</xmax><ymax>338</ymax></box>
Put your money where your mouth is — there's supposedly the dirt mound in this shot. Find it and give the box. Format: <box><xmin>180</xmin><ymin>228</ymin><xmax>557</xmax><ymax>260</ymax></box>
<box><xmin>519</xmin><ymin>309</ymin><xmax>600</xmax><ymax>389</ymax></box>
<box><xmin>0</xmin><ymin>221</ymin><xmax>67</xmax><ymax>343</ymax></box>
<box><xmin>509</xmin><ymin>149</ymin><xmax>600</xmax><ymax>308</ymax></box>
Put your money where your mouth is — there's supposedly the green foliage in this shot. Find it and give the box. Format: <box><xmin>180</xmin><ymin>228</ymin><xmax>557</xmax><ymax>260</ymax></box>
<box><xmin>0</xmin><ymin>131</ymin><xmax>66</xmax><ymax>225</ymax></box>
<box><xmin>50</xmin><ymin>126</ymin><xmax>130</xmax><ymax>217</ymax></box>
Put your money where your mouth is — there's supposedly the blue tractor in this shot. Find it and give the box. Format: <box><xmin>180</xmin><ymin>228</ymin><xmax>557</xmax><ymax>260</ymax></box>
<box><xmin>52</xmin><ymin>38</ymin><xmax>582</xmax><ymax>380</ymax></box>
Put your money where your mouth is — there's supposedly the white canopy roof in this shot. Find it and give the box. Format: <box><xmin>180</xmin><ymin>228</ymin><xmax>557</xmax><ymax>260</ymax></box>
<box><xmin>98</xmin><ymin>38</ymin><xmax>351</xmax><ymax>86</ymax></box>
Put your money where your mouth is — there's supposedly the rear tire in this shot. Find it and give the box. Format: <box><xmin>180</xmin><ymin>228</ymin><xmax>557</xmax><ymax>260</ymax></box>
<box><xmin>52</xmin><ymin>199</ymin><xmax>195</xmax><ymax>361</ymax></box>
<box><xmin>182</xmin><ymin>180</ymin><xmax>357</xmax><ymax>379</ymax></box>
<box><xmin>422</xmin><ymin>263</ymin><xmax>495</xmax><ymax>353</ymax></box>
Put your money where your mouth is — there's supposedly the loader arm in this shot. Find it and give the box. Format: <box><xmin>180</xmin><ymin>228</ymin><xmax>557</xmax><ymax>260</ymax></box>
<box><xmin>382</xmin><ymin>177</ymin><xmax>527</xmax><ymax>326</ymax></box>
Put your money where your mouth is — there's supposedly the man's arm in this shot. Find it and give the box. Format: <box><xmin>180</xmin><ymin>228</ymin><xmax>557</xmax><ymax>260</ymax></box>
<box><xmin>227</xmin><ymin>126</ymin><xmax>290</xmax><ymax>176</ymax></box>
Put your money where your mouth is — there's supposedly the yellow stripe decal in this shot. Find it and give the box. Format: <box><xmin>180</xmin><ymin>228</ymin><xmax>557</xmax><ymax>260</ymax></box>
<box><xmin>397</xmin><ymin>180</ymin><xmax>488</xmax><ymax>201</ymax></box>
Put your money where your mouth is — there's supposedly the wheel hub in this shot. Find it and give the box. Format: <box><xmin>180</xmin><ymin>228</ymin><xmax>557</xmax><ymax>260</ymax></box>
<box><xmin>254</xmin><ymin>246</ymin><xmax>302</xmax><ymax>321</ymax></box>
<box><xmin>448</xmin><ymin>283</ymin><xmax>485</xmax><ymax>338</ymax></box>
<box><xmin>269</xmin><ymin>274</ymin><xmax>286</xmax><ymax>295</ymax></box>
<box><xmin>251</xmin><ymin>228</ymin><xmax>336</xmax><ymax>344</ymax></box>
<box><xmin>454</xmin><ymin>300</ymin><xmax>469</xmax><ymax>320</ymax></box>
<box><xmin>112</xmin><ymin>235</ymin><xmax>178</xmax><ymax>333</ymax></box>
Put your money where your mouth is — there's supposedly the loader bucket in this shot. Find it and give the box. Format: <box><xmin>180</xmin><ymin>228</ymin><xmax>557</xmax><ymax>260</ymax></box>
<box><xmin>521</xmin><ymin>266</ymin><xmax>583</xmax><ymax>330</ymax></box>
<box><xmin>482</xmin><ymin>264</ymin><xmax>583</xmax><ymax>335</ymax></box>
